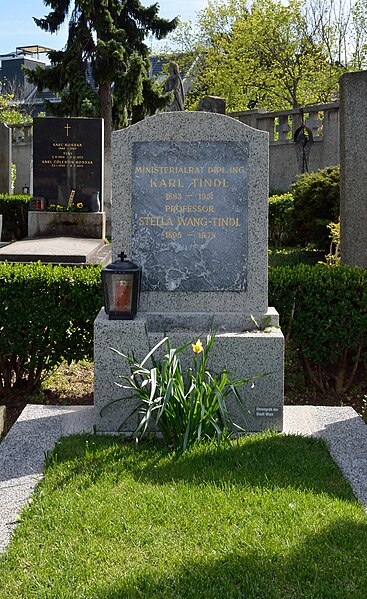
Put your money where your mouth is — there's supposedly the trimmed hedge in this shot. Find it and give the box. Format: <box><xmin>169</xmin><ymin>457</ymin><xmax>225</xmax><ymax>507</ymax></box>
<box><xmin>269</xmin><ymin>264</ymin><xmax>367</xmax><ymax>396</ymax></box>
<box><xmin>0</xmin><ymin>262</ymin><xmax>365</xmax><ymax>402</ymax></box>
<box><xmin>0</xmin><ymin>262</ymin><xmax>103</xmax><ymax>399</ymax></box>
<box><xmin>0</xmin><ymin>194</ymin><xmax>31</xmax><ymax>241</ymax></box>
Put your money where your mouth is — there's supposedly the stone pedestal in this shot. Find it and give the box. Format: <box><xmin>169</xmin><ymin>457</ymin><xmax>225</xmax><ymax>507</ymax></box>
<box><xmin>28</xmin><ymin>211</ymin><xmax>106</xmax><ymax>239</ymax></box>
<box><xmin>94</xmin><ymin>309</ymin><xmax>284</xmax><ymax>434</ymax></box>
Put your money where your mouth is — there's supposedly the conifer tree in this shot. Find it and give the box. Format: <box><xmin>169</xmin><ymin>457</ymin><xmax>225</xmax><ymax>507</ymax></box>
<box><xmin>26</xmin><ymin>0</ymin><xmax>178</xmax><ymax>228</ymax></box>
<box><xmin>26</xmin><ymin>0</ymin><xmax>177</xmax><ymax>125</ymax></box>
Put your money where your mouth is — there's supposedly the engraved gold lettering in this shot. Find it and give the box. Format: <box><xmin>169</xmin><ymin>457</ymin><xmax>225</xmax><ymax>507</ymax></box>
<box><xmin>165</xmin><ymin>205</ymin><xmax>214</xmax><ymax>213</ymax></box>
<box><xmin>177</xmin><ymin>217</ymin><xmax>208</xmax><ymax>226</ymax></box>
<box><xmin>138</xmin><ymin>216</ymin><xmax>173</xmax><ymax>226</ymax></box>
<box><xmin>211</xmin><ymin>217</ymin><xmax>241</xmax><ymax>227</ymax></box>
<box><xmin>191</xmin><ymin>178</ymin><xmax>228</xmax><ymax>188</ymax></box>
<box><xmin>52</xmin><ymin>142</ymin><xmax>82</xmax><ymax>147</ymax></box>
<box><xmin>135</xmin><ymin>165</ymin><xmax>205</xmax><ymax>174</ymax></box>
<box><xmin>165</xmin><ymin>193</ymin><xmax>182</xmax><ymax>201</ymax></box>
<box><xmin>207</xmin><ymin>166</ymin><xmax>225</xmax><ymax>174</ymax></box>
<box><xmin>150</xmin><ymin>178</ymin><xmax>183</xmax><ymax>188</ymax></box>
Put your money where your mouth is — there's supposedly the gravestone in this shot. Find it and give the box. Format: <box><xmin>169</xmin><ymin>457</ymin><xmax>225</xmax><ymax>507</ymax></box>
<box><xmin>340</xmin><ymin>71</ymin><xmax>367</xmax><ymax>268</ymax></box>
<box><xmin>29</xmin><ymin>117</ymin><xmax>105</xmax><ymax>239</ymax></box>
<box><xmin>198</xmin><ymin>96</ymin><xmax>226</xmax><ymax>114</ymax></box>
<box><xmin>33</xmin><ymin>117</ymin><xmax>104</xmax><ymax>209</ymax></box>
<box><xmin>0</xmin><ymin>123</ymin><xmax>12</xmax><ymax>194</ymax></box>
<box><xmin>94</xmin><ymin>111</ymin><xmax>284</xmax><ymax>433</ymax></box>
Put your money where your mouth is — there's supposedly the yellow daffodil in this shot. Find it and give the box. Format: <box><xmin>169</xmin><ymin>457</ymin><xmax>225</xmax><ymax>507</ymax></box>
<box><xmin>77</xmin><ymin>202</ymin><xmax>83</xmax><ymax>208</ymax></box>
<box><xmin>192</xmin><ymin>339</ymin><xmax>203</xmax><ymax>353</ymax></box>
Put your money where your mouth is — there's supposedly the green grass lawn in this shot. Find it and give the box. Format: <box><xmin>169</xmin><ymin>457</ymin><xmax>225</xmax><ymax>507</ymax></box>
<box><xmin>1</xmin><ymin>432</ymin><xmax>367</xmax><ymax>599</ymax></box>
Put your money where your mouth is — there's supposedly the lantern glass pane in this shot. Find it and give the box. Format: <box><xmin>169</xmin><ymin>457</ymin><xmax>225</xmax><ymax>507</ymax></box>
<box><xmin>109</xmin><ymin>274</ymin><xmax>134</xmax><ymax>313</ymax></box>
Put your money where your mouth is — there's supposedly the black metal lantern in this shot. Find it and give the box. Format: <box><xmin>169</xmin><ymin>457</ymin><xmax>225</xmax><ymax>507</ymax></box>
<box><xmin>102</xmin><ymin>251</ymin><xmax>142</xmax><ymax>320</ymax></box>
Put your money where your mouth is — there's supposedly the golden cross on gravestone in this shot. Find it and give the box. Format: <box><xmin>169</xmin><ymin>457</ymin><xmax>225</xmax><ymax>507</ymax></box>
<box><xmin>64</xmin><ymin>123</ymin><xmax>71</xmax><ymax>136</ymax></box>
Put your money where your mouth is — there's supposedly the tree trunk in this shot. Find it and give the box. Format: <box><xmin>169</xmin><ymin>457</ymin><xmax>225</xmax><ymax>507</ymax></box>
<box><xmin>99</xmin><ymin>82</ymin><xmax>113</xmax><ymax>238</ymax></box>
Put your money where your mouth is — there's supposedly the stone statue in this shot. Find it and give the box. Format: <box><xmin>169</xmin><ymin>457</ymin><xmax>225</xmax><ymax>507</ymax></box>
<box><xmin>163</xmin><ymin>62</ymin><xmax>185</xmax><ymax>111</ymax></box>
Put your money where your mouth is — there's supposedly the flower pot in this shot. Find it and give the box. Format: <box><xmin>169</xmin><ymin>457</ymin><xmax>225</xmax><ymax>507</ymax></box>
<box><xmin>90</xmin><ymin>192</ymin><xmax>101</xmax><ymax>213</ymax></box>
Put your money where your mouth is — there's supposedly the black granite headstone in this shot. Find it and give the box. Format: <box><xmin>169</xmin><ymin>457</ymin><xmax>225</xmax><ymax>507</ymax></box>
<box><xmin>33</xmin><ymin>117</ymin><xmax>103</xmax><ymax>210</ymax></box>
<box><xmin>132</xmin><ymin>141</ymin><xmax>248</xmax><ymax>292</ymax></box>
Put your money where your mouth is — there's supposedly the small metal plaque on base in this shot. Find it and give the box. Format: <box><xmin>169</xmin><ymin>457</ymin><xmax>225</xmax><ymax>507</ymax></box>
<box><xmin>255</xmin><ymin>407</ymin><xmax>281</xmax><ymax>418</ymax></box>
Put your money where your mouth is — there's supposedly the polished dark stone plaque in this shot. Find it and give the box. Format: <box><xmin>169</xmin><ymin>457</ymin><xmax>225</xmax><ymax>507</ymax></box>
<box><xmin>132</xmin><ymin>141</ymin><xmax>248</xmax><ymax>292</ymax></box>
<box><xmin>33</xmin><ymin>117</ymin><xmax>103</xmax><ymax>209</ymax></box>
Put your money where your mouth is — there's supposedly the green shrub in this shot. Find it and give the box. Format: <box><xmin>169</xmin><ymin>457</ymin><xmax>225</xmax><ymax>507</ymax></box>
<box><xmin>0</xmin><ymin>262</ymin><xmax>103</xmax><ymax>400</ymax></box>
<box><xmin>291</xmin><ymin>166</ymin><xmax>340</xmax><ymax>250</ymax></box>
<box><xmin>0</xmin><ymin>194</ymin><xmax>31</xmax><ymax>240</ymax></box>
<box><xmin>269</xmin><ymin>264</ymin><xmax>367</xmax><ymax>396</ymax></box>
<box><xmin>268</xmin><ymin>192</ymin><xmax>295</xmax><ymax>247</ymax></box>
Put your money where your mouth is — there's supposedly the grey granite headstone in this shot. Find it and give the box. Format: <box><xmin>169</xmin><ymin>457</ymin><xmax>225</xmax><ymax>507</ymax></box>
<box><xmin>95</xmin><ymin>111</ymin><xmax>284</xmax><ymax>433</ymax></box>
<box><xmin>340</xmin><ymin>71</ymin><xmax>367</xmax><ymax>268</ymax></box>
<box><xmin>112</xmin><ymin>112</ymin><xmax>268</xmax><ymax>323</ymax></box>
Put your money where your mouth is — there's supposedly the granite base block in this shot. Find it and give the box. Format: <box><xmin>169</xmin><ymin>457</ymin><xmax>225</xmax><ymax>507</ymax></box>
<box><xmin>28</xmin><ymin>211</ymin><xmax>106</xmax><ymax>240</ymax></box>
<box><xmin>142</xmin><ymin>307</ymin><xmax>279</xmax><ymax>333</ymax></box>
<box><xmin>94</xmin><ymin>308</ymin><xmax>284</xmax><ymax>433</ymax></box>
<box><xmin>0</xmin><ymin>237</ymin><xmax>109</xmax><ymax>265</ymax></box>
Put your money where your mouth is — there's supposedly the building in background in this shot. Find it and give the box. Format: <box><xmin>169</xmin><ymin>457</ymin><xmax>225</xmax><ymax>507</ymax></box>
<box><xmin>1</xmin><ymin>47</ymin><xmax>194</xmax><ymax>119</ymax></box>
<box><xmin>0</xmin><ymin>46</ymin><xmax>61</xmax><ymax>117</ymax></box>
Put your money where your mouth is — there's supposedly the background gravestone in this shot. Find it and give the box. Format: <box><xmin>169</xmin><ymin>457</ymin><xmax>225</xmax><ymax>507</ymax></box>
<box><xmin>198</xmin><ymin>96</ymin><xmax>226</xmax><ymax>114</ymax></box>
<box><xmin>340</xmin><ymin>71</ymin><xmax>367</xmax><ymax>268</ymax></box>
<box><xmin>94</xmin><ymin>112</ymin><xmax>284</xmax><ymax>433</ymax></box>
<box><xmin>33</xmin><ymin>117</ymin><xmax>104</xmax><ymax>210</ymax></box>
<box><xmin>0</xmin><ymin>123</ymin><xmax>12</xmax><ymax>194</ymax></box>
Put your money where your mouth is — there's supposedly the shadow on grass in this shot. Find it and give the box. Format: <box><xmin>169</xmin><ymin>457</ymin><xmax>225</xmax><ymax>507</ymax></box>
<box><xmin>52</xmin><ymin>432</ymin><xmax>355</xmax><ymax>502</ymax></box>
<box><xmin>90</xmin><ymin>518</ymin><xmax>367</xmax><ymax>599</ymax></box>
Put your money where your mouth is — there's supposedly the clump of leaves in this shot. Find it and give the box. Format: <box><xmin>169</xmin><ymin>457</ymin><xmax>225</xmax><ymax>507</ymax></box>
<box><xmin>110</xmin><ymin>332</ymin><xmax>254</xmax><ymax>452</ymax></box>
<box><xmin>323</xmin><ymin>219</ymin><xmax>340</xmax><ymax>267</ymax></box>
